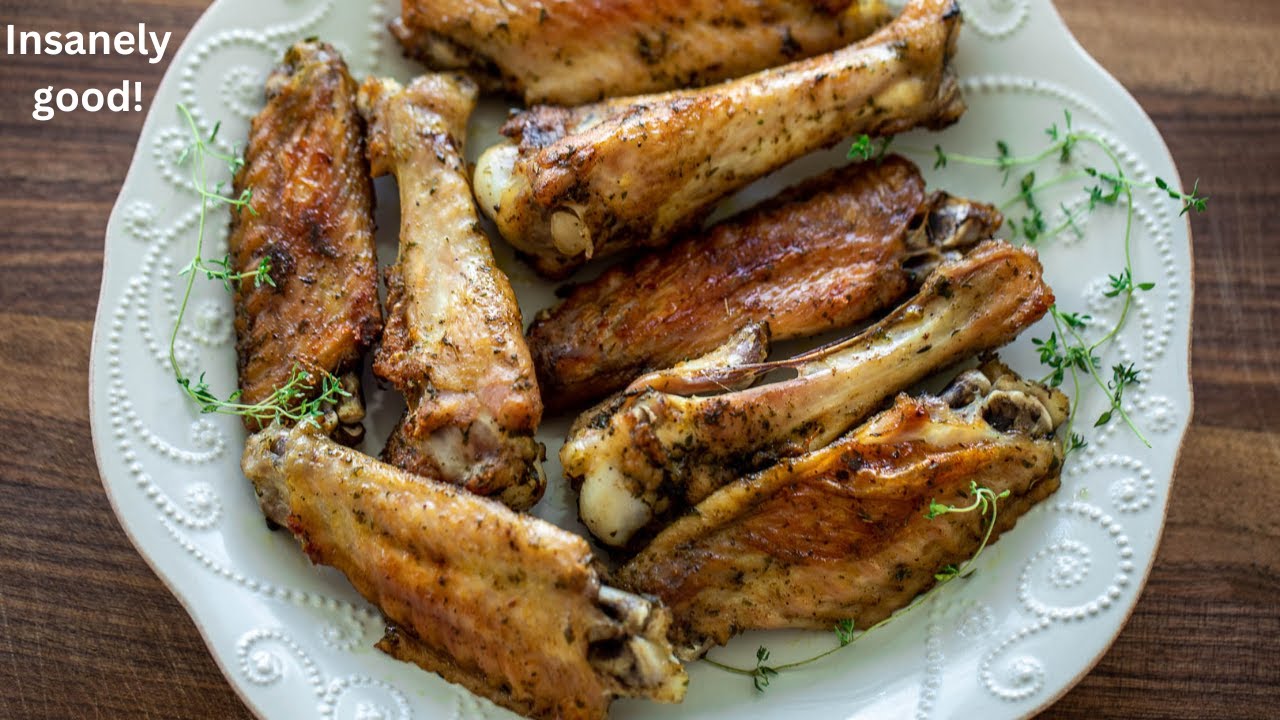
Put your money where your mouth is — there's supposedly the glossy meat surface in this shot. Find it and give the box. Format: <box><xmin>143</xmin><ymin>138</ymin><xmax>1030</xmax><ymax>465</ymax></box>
<box><xmin>564</xmin><ymin>240</ymin><xmax>1054</xmax><ymax>547</ymax></box>
<box><xmin>242</xmin><ymin>424</ymin><xmax>687</xmax><ymax>720</ymax></box>
<box><xmin>473</xmin><ymin>0</ymin><xmax>965</xmax><ymax>277</ymax></box>
<box><xmin>390</xmin><ymin>0</ymin><xmax>891</xmax><ymax>105</ymax></box>
<box><xmin>528</xmin><ymin>156</ymin><xmax>1003</xmax><ymax>410</ymax></box>
<box><xmin>229</xmin><ymin>41</ymin><xmax>382</xmax><ymax>432</ymax></box>
<box><xmin>358</xmin><ymin>74</ymin><xmax>544</xmax><ymax>509</ymax></box>
<box><xmin>616</xmin><ymin>361</ymin><xmax>1068</xmax><ymax>656</ymax></box>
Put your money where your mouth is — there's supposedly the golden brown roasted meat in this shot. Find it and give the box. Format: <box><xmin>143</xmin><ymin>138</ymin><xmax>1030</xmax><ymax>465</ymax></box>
<box><xmin>527</xmin><ymin>156</ymin><xmax>1003</xmax><ymax>411</ymax></box>
<box><xmin>242</xmin><ymin>424</ymin><xmax>687</xmax><ymax>720</ymax></box>
<box><xmin>390</xmin><ymin>0</ymin><xmax>892</xmax><ymax>105</ymax></box>
<box><xmin>229</xmin><ymin>40</ymin><xmax>382</xmax><ymax>439</ymax></box>
<box><xmin>616</xmin><ymin>360</ymin><xmax>1068</xmax><ymax>657</ymax></box>
<box><xmin>358</xmin><ymin>74</ymin><xmax>544</xmax><ymax>509</ymax></box>
<box><xmin>564</xmin><ymin>240</ymin><xmax>1054</xmax><ymax>547</ymax></box>
<box><xmin>473</xmin><ymin>0</ymin><xmax>965</xmax><ymax>277</ymax></box>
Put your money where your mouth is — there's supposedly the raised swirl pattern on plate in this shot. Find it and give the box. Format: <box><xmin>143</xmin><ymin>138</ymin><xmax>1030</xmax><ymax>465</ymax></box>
<box><xmin>957</xmin><ymin>0</ymin><xmax>1030</xmax><ymax>40</ymax></box>
<box><xmin>236</xmin><ymin>629</ymin><xmax>414</xmax><ymax>719</ymax></box>
<box><xmin>977</xmin><ymin>500</ymin><xmax>1136</xmax><ymax>703</ymax></box>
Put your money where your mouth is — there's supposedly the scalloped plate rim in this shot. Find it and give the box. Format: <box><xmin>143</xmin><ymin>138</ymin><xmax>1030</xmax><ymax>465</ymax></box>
<box><xmin>998</xmin><ymin>5</ymin><xmax>1193</xmax><ymax>713</ymax></box>
<box><xmin>88</xmin><ymin>0</ymin><xmax>283</xmax><ymax>716</ymax></box>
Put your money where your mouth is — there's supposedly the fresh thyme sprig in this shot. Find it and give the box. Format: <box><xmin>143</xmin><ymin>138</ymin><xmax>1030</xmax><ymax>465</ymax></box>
<box><xmin>878</xmin><ymin>110</ymin><xmax>1206</xmax><ymax>451</ymax></box>
<box><xmin>177</xmin><ymin>364</ymin><xmax>350</xmax><ymax>425</ymax></box>
<box><xmin>748</xmin><ymin>646</ymin><xmax>778</xmax><ymax>691</ymax></box>
<box><xmin>847</xmin><ymin>134</ymin><xmax>874</xmax><ymax>161</ymax></box>
<box><xmin>924</xmin><ymin>481</ymin><xmax>1010</xmax><ymax>581</ymax></box>
<box><xmin>169</xmin><ymin>104</ymin><xmax>343</xmax><ymax>426</ymax></box>
<box><xmin>704</xmin><ymin>482</ymin><xmax>1009</xmax><ymax>691</ymax></box>
<box><xmin>181</xmin><ymin>254</ymin><xmax>275</xmax><ymax>292</ymax></box>
<box><xmin>847</xmin><ymin>133</ymin><xmax>894</xmax><ymax>165</ymax></box>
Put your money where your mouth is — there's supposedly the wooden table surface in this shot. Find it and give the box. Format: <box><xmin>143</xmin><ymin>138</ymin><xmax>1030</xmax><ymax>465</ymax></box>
<box><xmin>1</xmin><ymin>0</ymin><xmax>1276</xmax><ymax>717</ymax></box>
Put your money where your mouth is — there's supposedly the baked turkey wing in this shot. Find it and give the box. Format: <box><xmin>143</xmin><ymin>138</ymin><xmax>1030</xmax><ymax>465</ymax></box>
<box><xmin>527</xmin><ymin>155</ymin><xmax>1002</xmax><ymax>411</ymax></box>
<box><xmin>473</xmin><ymin>0</ymin><xmax>965</xmax><ymax>277</ymax></box>
<box><xmin>242</xmin><ymin>424</ymin><xmax>687</xmax><ymax>720</ymax></box>
<box><xmin>390</xmin><ymin>0</ymin><xmax>892</xmax><ymax>105</ymax></box>
<box><xmin>564</xmin><ymin>240</ymin><xmax>1054</xmax><ymax>547</ymax></box>
<box><xmin>615</xmin><ymin>360</ymin><xmax>1068</xmax><ymax>657</ymax></box>
<box><xmin>229</xmin><ymin>40</ymin><xmax>382</xmax><ymax>439</ymax></box>
<box><xmin>358</xmin><ymin>74</ymin><xmax>545</xmax><ymax>510</ymax></box>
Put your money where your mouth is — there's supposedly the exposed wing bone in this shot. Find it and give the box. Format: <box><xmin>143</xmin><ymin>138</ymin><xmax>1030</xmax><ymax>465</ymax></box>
<box><xmin>473</xmin><ymin>0</ymin><xmax>965</xmax><ymax>277</ymax></box>
<box><xmin>564</xmin><ymin>240</ymin><xmax>1053</xmax><ymax>547</ymax></box>
<box><xmin>358</xmin><ymin>74</ymin><xmax>545</xmax><ymax>509</ymax></box>
<box><xmin>616</xmin><ymin>359</ymin><xmax>1068</xmax><ymax>657</ymax></box>
<box><xmin>527</xmin><ymin>156</ymin><xmax>1002</xmax><ymax>410</ymax></box>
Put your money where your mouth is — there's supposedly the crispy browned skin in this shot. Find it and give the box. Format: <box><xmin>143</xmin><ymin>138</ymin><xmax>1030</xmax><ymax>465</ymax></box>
<box><xmin>528</xmin><ymin>156</ymin><xmax>1004</xmax><ymax>411</ymax></box>
<box><xmin>565</xmin><ymin>241</ymin><xmax>1054</xmax><ymax>547</ymax></box>
<box><xmin>390</xmin><ymin>0</ymin><xmax>892</xmax><ymax>105</ymax></box>
<box><xmin>242</xmin><ymin>424</ymin><xmax>687</xmax><ymax>720</ymax></box>
<box><xmin>616</xmin><ymin>360</ymin><xmax>1068</xmax><ymax>656</ymax></box>
<box><xmin>472</xmin><ymin>0</ymin><xmax>965</xmax><ymax>278</ymax></box>
<box><xmin>358</xmin><ymin>74</ymin><xmax>545</xmax><ymax>509</ymax></box>
<box><xmin>229</xmin><ymin>41</ymin><xmax>381</xmax><ymax>434</ymax></box>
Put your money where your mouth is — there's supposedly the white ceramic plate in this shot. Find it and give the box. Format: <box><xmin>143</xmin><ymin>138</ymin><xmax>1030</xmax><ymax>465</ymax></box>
<box><xmin>91</xmin><ymin>0</ymin><xmax>1193</xmax><ymax>718</ymax></box>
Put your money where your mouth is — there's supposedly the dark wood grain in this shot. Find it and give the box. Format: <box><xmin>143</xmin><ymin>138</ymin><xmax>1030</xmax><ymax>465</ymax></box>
<box><xmin>0</xmin><ymin>0</ymin><xmax>1276</xmax><ymax>718</ymax></box>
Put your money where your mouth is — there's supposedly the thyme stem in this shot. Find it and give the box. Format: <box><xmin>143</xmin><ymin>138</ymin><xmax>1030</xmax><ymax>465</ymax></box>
<box><xmin>168</xmin><ymin>104</ymin><xmax>343</xmax><ymax>427</ymax></box>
